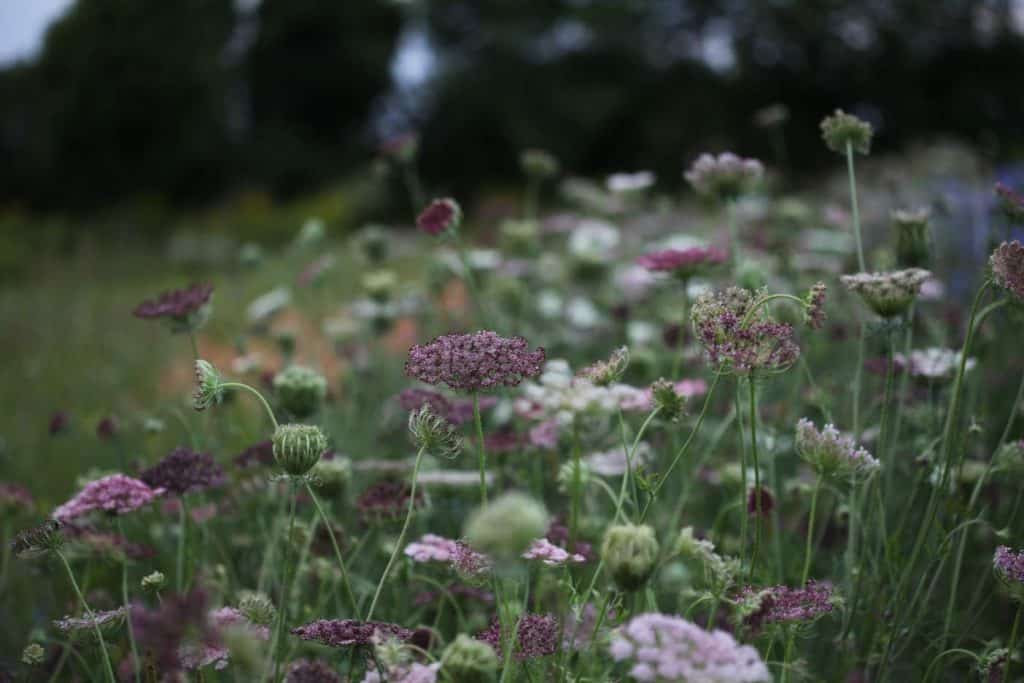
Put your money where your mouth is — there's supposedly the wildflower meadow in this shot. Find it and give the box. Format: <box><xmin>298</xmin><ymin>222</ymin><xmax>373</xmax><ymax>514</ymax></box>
<box><xmin>4</xmin><ymin>112</ymin><xmax>1024</xmax><ymax>683</ymax></box>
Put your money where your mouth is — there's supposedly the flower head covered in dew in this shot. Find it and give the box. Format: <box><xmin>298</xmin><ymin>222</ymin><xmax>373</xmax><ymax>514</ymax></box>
<box><xmin>405</xmin><ymin>331</ymin><xmax>546</xmax><ymax>393</ymax></box>
<box><xmin>608</xmin><ymin>613</ymin><xmax>770</xmax><ymax>683</ymax></box>
<box><xmin>690</xmin><ymin>286</ymin><xmax>800</xmax><ymax>375</ymax></box>
<box><xmin>795</xmin><ymin>418</ymin><xmax>879</xmax><ymax>480</ymax></box>
<box><xmin>53</xmin><ymin>475</ymin><xmax>163</xmax><ymax>522</ymax></box>
<box><xmin>840</xmin><ymin>268</ymin><xmax>931</xmax><ymax>319</ymax></box>
<box><xmin>990</xmin><ymin>240</ymin><xmax>1024</xmax><ymax>302</ymax></box>
<box><xmin>636</xmin><ymin>246</ymin><xmax>728</xmax><ymax>281</ymax></box>
<box><xmin>133</xmin><ymin>283</ymin><xmax>213</xmax><ymax>334</ymax></box>
<box><xmin>684</xmin><ymin>153</ymin><xmax>764</xmax><ymax>201</ymax></box>
<box><xmin>820</xmin><ymin>109</ymin><xmax>873</xmax><ymax>155</ymax></box>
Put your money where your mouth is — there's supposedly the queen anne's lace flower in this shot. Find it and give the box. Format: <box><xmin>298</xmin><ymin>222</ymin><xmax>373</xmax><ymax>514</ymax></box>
<box><xmin>54</xmin><ymin>475</ymin><xmax>163</xmax><ymax>521</ymax></box>
<box><xmin>840</xmin><ymin>269</ymin><xmax>931</xmax><ymax>318</ymax></box>
<box><xmin>737</xmin><ymin>581</ymin><xmax>836</xmax><ymax>631</ymax></box>
<box><xmin>691</xmin><ymin>287</ymin><xmax>799</xmax><ymax>374</ymax></box>
<box><xmin>141</xmin><ymin>447</ymin><xmax>224</xmax><ymax>497</ymax></box>
<box><xmin>134</xmin><ymin>283</ymin><xmax>213</xmax><ymax>322</ymax></box>
<box><xmin>291</xmin><ymin>619</ymin><xmax>413</xmax><ymax>648</ymax></box>
<box><xmin>895</xmin><ymin>347</ymin><xmax>976</xmax><ymax>380</ymax></box>
<box><xmin>684</xmin><ymin>153</ymin><xmax>764</xmax><ymax>200</ymax></box>
<box><xmin>609</xmin><ymin>613</ymin><xmax>770</xmax><ymax>682</ymax></box>
<box><xmin>405</xmin><ymin>331</ymin><xmax>545</xmax><ymax>392</ymax></box>
<box><xmin>795</xmin><ymin>419</ymin><xmax>879</xmax><ymax>479</ymax></box>
<box><xmin>515</xmin><ymin>359</ymin><xmax>650</xmax><ymax>425</ymax></box>
<box><xmin>477</xmin><ymin>614</ymin><xmax>558</xmax><ymax>660</ymax></box>
<box><xmin>990</xmin><ymin>240</ymin><xmax>1024</xmax><ymax>301</ymax></box>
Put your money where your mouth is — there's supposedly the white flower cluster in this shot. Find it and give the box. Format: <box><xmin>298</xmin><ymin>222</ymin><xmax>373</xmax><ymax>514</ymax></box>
<box><xmin>515</xmin><ymin>360</ymin><xmax>649</xmax><ymax>425</ymax></box>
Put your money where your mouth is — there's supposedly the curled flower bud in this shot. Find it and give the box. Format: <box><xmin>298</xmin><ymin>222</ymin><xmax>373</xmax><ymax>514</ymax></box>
<box><xmin>440</xmin><ymin>633</ymin><xmax>499</xmax><ymax>682</ymax></box>
<box><xmin>272</xmin><ymin>424</ymin><xmax>328</xmax><ymax>477</ymax></box>
<box><xmin>840</xmin><ymin>269</ymin><xmax>931</xmax><ymax>318</ymax></box>
<box><xmin>192</xmin><ymin>360</ymin><xmax>223</xmax><ymax>411</ymax></box>
<box><xmin>238</xmin><ymin>591</ymin><xmax>276</xmax><ymax>626</ymax></box>
<box><xmin>990</xmin><ymin>240</ymin><xmax>1024</xmax><ymax>302</ymax></box>
<box><xmin>417</xmin><ymin>198</ymin><xmax>463</xmax><ymax>236</ymax></box>
<box><xmin>464</xmin><ymin>492</ymin><xmax>549</xmax><ymax>559</ymax></box>
<box><xmin>820</xmin><ymin>109</ymin><xmax>873</xmax><ymax>155</ymax></box>
<box><xmin>408</xmin><ymin>406</ymin><xmax>463</xmax><ymax>459</ymax></box>
<box><xmin>804</xmin><ymin>282</ymin><xmax>827</xmax><ymax>330</ymax></box>
<box><xmin>578</xmin><ymin>346</ymin><xmax>630</xmax><ymax>386</ymax></box>
<box><xmin>141</xmin><ymin>571</ymin><xmax>166</xmax><ymax>593</ymax></box>
<box><xmin>892</xmin><ymin>208</ymin><xmax>932</xmax><ymax>268</ymax></box>
<box><xmin>601</xmin><ymin>523</ymin><xmax>659</xmax><ymax>592</ymax></box>
<box><xmin>520</xmin><ymin>148</ymin><xmax>560</xmax><ymax>179</ymax></box>
<box><xmin>273</xmin><ymin>366</ymin><xmax>327</xmax><ymax>420</ymax></box>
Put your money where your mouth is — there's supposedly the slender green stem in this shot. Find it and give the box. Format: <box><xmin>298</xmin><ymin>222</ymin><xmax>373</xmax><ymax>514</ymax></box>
<box><xmin>56</xmin><ymin>551</ymin><xmax>116</xmax><ymax>683</ymax></box>
<box><xmin>451</xmin><ymin>231</ymin><xmax>490</xmax><ymax>327</ymax></box>
<box><xmin>218</xmin><ymin>382</ymin><xmax>279</xmax><ymax>430</ymax></box>
<box><xmin>802</xmin><ymin>474</ymin><xmax>824</xmax><ymax>585</ymax></box>
<box><xmin>367</xmin><ymin>447</ymin><xmax>426</xmax><ymax>621</ymax></box>
<box><xmin>188</xmin><ymin>330</ymin><xmax>200</xmax><ymax>360</ymax></box>
<box><xmin>473</xmin><ymin>393</ymin><xmax>488</xmax><ymax>508</ymax></box>
<box><xmin>118</xmin><ymin>519</ymin><xmax>142</xmax><ymax>683</ymax></box>
<box><xmin>613</xmin><ymin>408</ymin><xmax>660</xmax><ymax>523</ymax></box>
<box><xmin>748</xmin><ymin>376</ymin><xmax>762</xmax><ymax>580</ymax></box>
<box><xmin>880</xmin><ymin>328</ymin><xmax>897</xmax><ymax>497</ymax></box>
<box><xmin>271</xmin><ymin>480</ymin><xmax>298</xmax><ymax>683</ymax></box>
<box><xmin>845</xmin><ymin>141</ymin><xmax>866</xmax><ymax>272</ymax></box>
<box><xmin>1007</xmin><ymin>602</ymin><xmax>1023</xmax><ymax>683</ymax></box>
<box><xmin>726</xmin><ymin>199</ymin><xmax>741</xmax><ymax>271</ymax></box>
<box><xmin>304</xmin><ymin>483</ymin><xmax>360</xmax><ymax>618</ymax></box>
<box><xmin>852</xmin><ymin>325</ymin><xmax>865</xmax><ymax>440</ymax></box>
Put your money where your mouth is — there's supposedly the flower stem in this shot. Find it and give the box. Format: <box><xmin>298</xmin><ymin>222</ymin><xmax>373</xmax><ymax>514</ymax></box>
<box><xmin>56</xmin><ymin>550</ymin><xmax>116</xmax><ymax>683</ymax></box>
<box><xmin>473</xmin><ymin>393</ymin><xmax>488</xmax><ymax>508</ymax></box>
<box><xmin>1007</xmin><ymin>602</ymin><xmax>1023</xmax><ymax>683</ymax></box>
<box><xmin>801</xmin><ymin>474</ymin><xmax>824</xmax><ymax>585</ymax></box>
<box><xmin>845</xmin><ymin>140</ymin><xmax>866</xmax><ymax>272</ymax></box>
<box><xmin>271</xmin><ymin>480</ymin><xmax>298</xmax><ymax>683</ymax></box>
<box><xmin>218</xmin><ymin>382</ymin><xmax>279</xmax><ymax>430</ymax></box>
<box><xmin>726</xmin><ymin>199</ymin><xmax>741</xmax><ymax>272</ymax></box>
<box><xmin>304</xmin><ymin>482</ymin><xmax>361</xmax><ymax>618</ymax></box>
<box><xmin>117</xmin><ymin>519</ymin><xmax>142</xmax><ymax>683</ymax></box>
<box><xmin>367</xmin><ymin>446</ymin><xmax>426</xmax><ymax>621</ymax></box>
<box><xmin>748</xmin><ymin>376</ymin><xmax>762</xmax><ymax>580</ymax></box>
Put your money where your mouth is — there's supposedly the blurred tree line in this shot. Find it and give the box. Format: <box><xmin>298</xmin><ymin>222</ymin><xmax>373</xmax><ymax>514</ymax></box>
<box><xmin>1</xmin><ymin>0</ymin><xmax>1022</xmax><ymax>214</ymax></box>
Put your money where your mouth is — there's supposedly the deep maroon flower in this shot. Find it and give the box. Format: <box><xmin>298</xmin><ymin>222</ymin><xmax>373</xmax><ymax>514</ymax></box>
<box><xmin>49</xmin><ymin>411</ymin><xmax>70</xmax><ymax>436</ymax></box>
<box><xmin>747</xmin><ymin>486</ymin><xmax>775</xmax><ymax>517</ymax></box>
<box><xmin>141</xmin><ymin>447</ymin><xmax>224</xmax><ymax>497</ymax></box>
<box><xmin>133</xmin><ymin>283</ymin><xmax>213</xmax><ymax>321</ymax></box>
<box><xmin>995</xmin><ymin>545</ymin><xmax>1024</xmax><ymax>584</ymax></box>
<box><xmin>0</xmin><ymin>482</ymin><xmax>34</xmax><ymax>514</ymax></box>
<box><xmin>991</xmin><ymin>240</ymin><xmax>1024</xmax><ymax>301</ymax></box>
<box><xmin>357</xmin><ymin>480</ymin><xmax>424</xmax><ymax>521</ymax></box>
<box><xmin>477</xmin><ymin>614</ymin><xmax>558</xmax><ymax>660</ymax></box>
<box><xmin>739</xmin><ymin>581</ymin><xmax>835</xmax><ymax>631</ymax></box>
<box><xmin>417</xmin><ymin>198</ymin><xmax>462</xmax><ymax>236</ymax></box>
<box><xmin>405</xmin><ymin>331</ymin><xmax>545</xmax><ymax>392</ymax></box>
<box><xmin>131</xmin><ymin>589</ymin><xmax>215</xmax><ymax>672</ymax></box>
<box><xmin>96</xmin><ymin>416</ymin><xmax>119</xmax><ymax>440</ymax></box>
<box><xmin>291</xmin><ymin>619</ymin><xmax>413</xmax><ymax>648</ymax></box>
<box><xmin>286</xmin><ymin>659</ymin><xmax>343</xmax><ymax>683</ymax></box>
<box><xmin>636</xmin><ymin>246</ymin><xmax>727</xmax><ymax>279</ymax></box>
<box><xmin>53</xmin><ymin>475</ymin><xmax>162</xmax><ymax>521</ymax></box>
<box><xmin>996</xmin><ymin>183</ymin><xmax>1024</xmax><ymax>223</ymax></box>
<box><xmin>234</xmin><ymin>440</ymin><xmax>275</xmax><ymax>468</ymax></box>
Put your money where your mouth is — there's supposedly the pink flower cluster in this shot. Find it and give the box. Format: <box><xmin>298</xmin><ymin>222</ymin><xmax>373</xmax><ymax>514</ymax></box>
<box><xmin>53</xmin><ymin>474</ymin><xmax>163</xmax><ymax>521</ymax></box>
<box><xmin>405</xmin><ymin>331</ymin><xmax>545</xmax><ymax>392</ymax></box>
<box><xmin>609</xmin><ymin>613</ymin><xmax>770</xmax><ymax>682</ymax></box>
<box><xmin>637</xmin><ymin>246</ymin><xmax>727</xmax><ymax>278</ymax></box>
<box><xmin>994</xmin><ymin>545</ymin><xmax>1024</xmax><ymax>584</ymax></box>
<box><xmin>133</xmin><ymin>283</ymin><xmax>213</xmax><ymax>320</ymax></box>
<box><xmin>991</xmin><ymin>240</ymin><xmax>1024</xmax><ymax>301</ymax></box>
<box><xmin>405</xmin><ymin>534</ymin><xmax>458</xmax><ymax>563</ymax></box>
<box><xmin>691</xmin><ymin>287</ymin><xmax>799</xmax><ymax>374</ymax></box>
<box><xmin>416</xmin><ymin>198</ymin><xmax>461</xmax><ymax>236</ymax></box>
<box><xmin>523</xmin><ymin>538</ymin><xmax>585</xmax><ymax>566</ymax></box>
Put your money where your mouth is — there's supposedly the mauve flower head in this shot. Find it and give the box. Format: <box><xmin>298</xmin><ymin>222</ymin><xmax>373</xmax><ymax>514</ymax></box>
<box><xmin>995</xmin><ymin>183</ymin><xmax>1024</xmax><ymax>223</ymax></box>
<box><xmin>0</xmin><ymin>482</ymin><xmax>34</xmax><ymax>515</ymax></box>
<box><xmin>133</xmin><ymin>283</ymin><xmax>213</xmax><ymax>332</ymax></box>
<box><xmin>529</xmin><ymin>419</ymin><xmax>561</xmax><ymax>449</ymax></box>
<box><xmin>522</xmin><ymin>537</ymin><xmax>585</xmax><ymax>566</ymax></box>
<box><xmin>994</xmin><ymin>546</ymin><xmax>1024</xmax><ymax>585</ymax></box>
<box><xmin>54</xmin><ymin>475</ymin><xmax>162</xmax><ymax>521</ymax></box>
<box><xmin>691</xmin><ymin>287</ymin><xmax>800</xmax><ymax>375</ymax></box>
<box><xmin>796</xmin><ymin>418</ymin><xmax>879</xmax><ymax>480</ymax></box>
<box><xmin>637</xmin><ymin>247</ymin><xmax>727</xmax><ymax>280</ymax></box>
<box><xmin>291</xmin><ymin>619</ymin><xmax>413</xmax><ymax>648</ymax></box>
<box><xmin>841</xmin><ymin>269</ymin><xmax>931</xmax><ymax>318</ymax></box>
<box><xmin>608</xmin><ymin>613</ymin><xmax>770</xmax><ymax>682</ymax></box>
<box><xmin>405</xmin><ymin>331</ymin><xmax>545</xmax><ymax>393</ymax></box>
<box><xmin>64</xmin><ymin>523</ymin><xmax>156</xmax><ymax>561</ymax></box>
<box><xmin>738</xmin><ymin>581</ymin><xmax>836</xmax><ymax>631</ymax></box>
<box><xmin>405</xmin><ymin>534</ymin><xmax>459</xmax><ymax>563</ymax></box>
<box><xmin>477</xmin><ymin>614</ymin><xmax>558</xmax><ymax>660</ymax></box>
<box><xmin>286</xmin><ymin>659</ymin><xmax>343</xmax><ymax>683</ymax></box>
<box><xmin>991</xmin><ymin>240</ymin><xmax>1024</xmax><ymax>301</ymax></box>
<box><xmin>49</xmin><ymin>411</ymin><xmax>70</xmax><ymax>436</ymax></box>
<box><xmin>417</xmin><ymin>198</ymin><xmax>462</xmax><ymax>236</ymax></box>
<box><xmin>451</xmin><ymin>541</ymin><xmax>493</xmax><ymax>579</ymax></box>
<box><xmin>141</xmin><ymin>447</ymin><xmax>224</xmax><ymax>497</ymax></box>
<box><xmin>684</xmin><ymin>153</ymin><xmax>764</xmax><ymax>200</ymax></box>
<box><xmin>357</xmin><ymin>480</ymin><xmax>425</xmax><ymax>522</ymax></box>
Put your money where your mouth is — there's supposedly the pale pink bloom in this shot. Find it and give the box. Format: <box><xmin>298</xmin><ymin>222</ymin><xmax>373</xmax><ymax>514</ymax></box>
<box><xmin>522</xmin><ymin>538</ymin><xmax>585</xmax><ymax>566</ymax></box>
<box><xmin>404</xmin><ymin>534</ymin><xmax>459</xmax><ymax>563</ymax></box>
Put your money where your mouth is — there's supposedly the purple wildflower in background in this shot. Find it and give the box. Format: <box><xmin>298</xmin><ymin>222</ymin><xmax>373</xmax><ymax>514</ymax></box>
<box><xmin>286</xmin><ymin>659</ymin><xmax>343</xmax><ymax>683</ymax></box>
<box><xmin>49</xmin><ymin>411</ymin><xmax>70</xmax><ymax>436</ymax></box>
<box><xmin>805</xmin><ymin>282</ymin><xmax>827</xmax><ymax>330</ymax></box>
<box><xmin>996</xmin><ymin>183</ymin><xmax>1024</xmax><ymax>223</ymax></box>
<box><xmin>291</xmin><ymin>619</ymin><xmax>413</xmax><ymax>648</ymax></box>
<box><xmin>233</xmin><ymin>440</ymin><xmax>275</xmax><ymax>468</ymax></box>
<box><xmin>96</xmin><ymin>416</ymin><xmax>119</xmax><ymax>440</ymax></box>
<box><xmin>739</xmin><ymin>581</ymin><xmax>835</xmax><ymax>631</ymax></box>
<box><xmin>684</xmin><ymin>152</ymin><xmax>764</xmax><ymax>200</ymax></box>
<box><xmin>53</xmin><ymin>474</ymin><xmax>162</xmax><ymax>521</ymax></box>
<box><xmin>991</xmin><ymin>241</ymin><xmax>1024</xmax><ymax>301</ymax></box>
<box><xmin>131</xmin><ymin>589</ymin><xmax>215</xmax><ymax>672</ymax></box>
<box><xmin>140</xmin><ymin>447</ymin><xmax>224</xmax><ymax>497</ymax></box>
<box><xmin>994</xmin><ymin>546</ymin><xmax>1024</xmax><ymax>584</ymax></box>
<box><xmin>65</xmin><ymin>524</ymin><xmax>156</xmax><ymax>560</ymax></box>
<box><xmin>451</xmin><ymin>541</ymin><xmax>493</xmax><ymax>578</ymax></box>
<box><xmin>405</xmin><ymin>534</ymin><xmax>458</xmax><ymax>563</ymax></box>
<box><xmin>522</xmin><ymin>537</ymin><xmax>585</xmax><ymax>566</ymax></box>
<box><xmin>477</xmin><ymin>614</ymin><xmax>559</xmax><ymax>660</ymax></box>
<box><xmin>357</xmin><ymin>480</ymin><xmax>424</xmax><ymax>521</ymax></box>
<box><xmin>133</xmin><ymin>283</ymin><xmax>213</xmax><ymax>322</ymax></box>
<box><xmin>608</xmin><ymin>613</ymin><xmax>770</xmax><ymax>682</ymax></box>
<box><xmin>416</xmin><ymin>198</ymin><xmax>462</xmax><ymax>236</ymax></box>
<box><xmin>747</xmin><ymin>486</ymin><xmax>775</xmax><ymax>517</ymax></box>
<box><xmin>637</xmin><ymin>246</ymin><xmax>727</xmax><ymax>279</ymax></box>
<box><xmin>691</xmin><ymin>287</ymin><xmax>800</xmax><ymax>374</ymax></box>
<box><xmin>0</xmin><ymin>482</ymin><xmax>34</xmax><ymax>514</ymax></box>
<box><xmin>405</xmin><ymin>331</ymin><xmax>545</xmax><ymax>392</ymax></box>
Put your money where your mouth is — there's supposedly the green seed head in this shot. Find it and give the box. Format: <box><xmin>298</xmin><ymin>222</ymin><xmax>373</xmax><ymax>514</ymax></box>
<box><xmin>602</xmin><ymin>523</ymin><xmax>660</xmax><ymax>592</ymax></box>
<box><xmin>272</xmin><ymin>424</ymin><xmax>328</xmax><ymax>477</ymax></box>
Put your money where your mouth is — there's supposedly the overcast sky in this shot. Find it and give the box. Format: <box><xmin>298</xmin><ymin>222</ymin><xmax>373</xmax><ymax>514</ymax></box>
<box><xmin>0</xmin><ymin>0</ymin><xmax>73</xmax><ymax>65</ymax></box>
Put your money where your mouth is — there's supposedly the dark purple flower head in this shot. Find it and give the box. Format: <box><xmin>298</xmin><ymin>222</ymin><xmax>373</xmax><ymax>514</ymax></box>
<box><xmin>405</xmin><ymin>331</ymin><xmax>545</xmax><ymax>392</ymax></box>
<box><xmin>286</xmin><ymin>659</ymin><xmax>343</xmax><ymax>683</ymax></box>
<box><xmin>996</xmin><ymin>183</ymin><xmax>1024</xmax><ymax>223</ymax></box>
<box><xmin>131</xmin><ymin>589</ymin><xmax>215</xmax><ymax>672</ymax></box>
<box><xmin>0</xmin><ymin>482</ymin><xmax>34</xmax><ymax>515</ymax></box>
<box><xmin>133</xmin><ymin>283</ymin><xmax>213</xmax><ymax>322</ymax></box>
<box><xmin>739</xmin><ymin>581</ymin><xmax>835</xmax><ymax>631</ymax></box>
<box><xmin>96</xmin><ymin>416</ymin><xmax>119</xmax><ymax>441</ymax></box>
<box><xmin>747</xmin><ymin>486</ymin><xmax>775</xmax><ymax>517</ymax></box>
<box><xmin>53</xmin><ymin>475</ymin><xmax>162</xmax><ymax>521</ymax></box>
<box><xmin>141</xmin><ymin>447</ymin><xmax>224</xmax><ymax>497</ymax></box>
<box><xmin>357</xmin><ymin>480</ymin><xmax>424</xmax><ymax>521</ymax></box>
<box><xmin>477</xmin><ymin>614</ymin><xmax>558</xmax><ymax>660</ymax></box>
<box><xmin>636</xmin><ymin>246</ymin><xmax>727</xmax><ymax>279</ymax></box>
<box><xmin>994</xmin><ymin>545</ymin><xmax>1024</xmax><ymax>584</ymax></box>
<box><xmin>991</xmin><ymin>240</ymin><xmax>1024</xmax><ymax>301</ymax></box>
<box><xmin>291</xmin><ymin>619</ymin><xmax>413</xmax><ymax>648</ymax></box>
<box><xmin>417</xmin><ymin>198</ymin><xmax>462</xmax><ymax>236</ymax></box>
<box><xmin>49</xmin><ymin>411</ymin><xmax>70</xmax><ymax>436</ymax></box>
<box><xmin>234</xmin><ymin>439</ymin><xmax>275</xmax><ymax>468</ymax></box>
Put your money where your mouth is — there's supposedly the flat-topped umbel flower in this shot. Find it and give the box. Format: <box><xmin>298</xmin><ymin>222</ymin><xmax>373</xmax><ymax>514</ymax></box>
<box><xmin>405</xmin><ymin>331</ymin><xmax>545</xmax><ymax>392</ymax></box>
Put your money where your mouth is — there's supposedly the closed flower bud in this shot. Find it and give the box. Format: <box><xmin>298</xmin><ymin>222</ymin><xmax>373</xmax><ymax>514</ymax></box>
<box><xmin>820</xmin><ymin>109</ymin><xmax>873</xmax><ymax>155</ymax></box>
<box><xmin>21</xmin><ymin>643</ymin><xmax>45</xmax><ymax>665</ymax></box>
<box><xmin>310</xmin><ymin>456</ymin><xmax>353</xmax><ymax>498</ymax></box>
<box><xmin>464</xmin><ymin>492</ymin><xmax>548</xmax><ymax>559</ymax></box>
<box><xmin>408</xmin><ymin>406</ymin><xmax>463</xmax><ymax>459</ymax></box>
<box><xmin>141</xmin><ymin>570</ymin><xmax>166</xmax><ymax>593</ymax></box>
<box><xmin>520</xmin><ymin>148</ymin><xmax>560</xmax><ymax>179</ymax></box>
<box><xmin>892</xmin><ymin>208</ymin><xmax>932</xmax><ymax>268</ymax></box>
<box><xmin>272</xmin><ymin>424</ymin><xmax>328</xmax><ymax>476</ymax></box>
<box><xmin>601</xmin><ymin>523</ymin><xmax>659</xmax><ymax>592</ymax></box>
<box><xmin>193</xmin><ymin>360</ymin><xmax>224</xmax><ymax>411</ymax></box>
<box><xmin>273</xmin><ymin>366</ymin><xmax>327</xmax><ymax>420</ymax></box>
<box><xmin>578</xmin><ymin>346</ymin><xmax>629</xmax><ymax>386</ymax></box>
<box><xmin>651</xmin><ymin>378</ymin><xmax>687</xmax><ymax>422</ymax></box>
<box><xmin>440</xmin><ymin>633</ymin><xmax>500</xmax><ymax>682</ymax></box>
<box><xmin>238</xmin><ymin>591</ymin><xmax>276</xmax><ymax>626</ymax></box>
